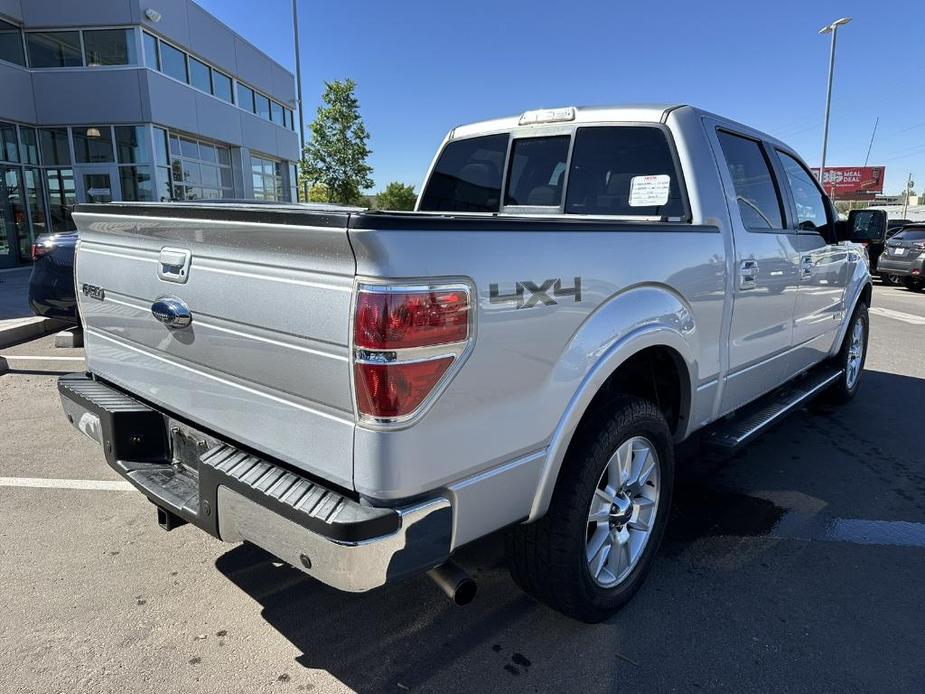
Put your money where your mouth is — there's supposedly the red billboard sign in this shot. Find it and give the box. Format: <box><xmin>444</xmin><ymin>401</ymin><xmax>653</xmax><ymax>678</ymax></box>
<box><xmin>810</xmin><ymin>166</ymin><xmax>885</xmax><ymax>199</ymax></box>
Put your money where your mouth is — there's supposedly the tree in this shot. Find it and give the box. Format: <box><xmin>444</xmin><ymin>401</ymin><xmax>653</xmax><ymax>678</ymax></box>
<box><xmin>374</xmin><ymin>182</ymin><xmax>417</xmax><ymax>210</ymax></box>
<box><xmin>307</xmin><ymin>183</ymin><xmax>330</xmax><ymax>203</ymax></box>
<box><xmin>301</xmin><ymin>79</ymin><xmax>373</xmax><ymax>206</ymax></box>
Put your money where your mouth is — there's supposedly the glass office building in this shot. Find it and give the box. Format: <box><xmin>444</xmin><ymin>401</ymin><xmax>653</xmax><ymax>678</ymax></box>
<box><xmin>0</xmin><ymin>1</ymin><xmax>301</xmax><ymax>267</ymax></box>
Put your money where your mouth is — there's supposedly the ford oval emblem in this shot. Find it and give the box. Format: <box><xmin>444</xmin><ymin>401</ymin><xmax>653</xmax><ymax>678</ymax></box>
<box><xmin>151</xmin><ymin>296</ymin><xmax>192</xmax><ymax>329</ymax></box>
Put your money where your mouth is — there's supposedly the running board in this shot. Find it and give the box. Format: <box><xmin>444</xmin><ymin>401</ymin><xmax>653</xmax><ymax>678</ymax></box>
<box><xmin>703</xmin><ymin>366</ymin><xmax>843</xmax><ymax>451</ymax></box>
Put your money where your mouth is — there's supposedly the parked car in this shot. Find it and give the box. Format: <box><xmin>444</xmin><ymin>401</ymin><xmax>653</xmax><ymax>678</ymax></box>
<box><xmin>58</xmin><ymin>105</ymin><xmax>872</xmax><ymax>623</ymax></box>
<box><xmin>878</xmin><ymin>225</ymin><xmax>925</xmax><ymax>291</ymax></box>
<box><xmin>888</xmin><ymin>219</ymin><xmax>911</xmax><ymax>235</ymax></box>
<box><xmin>28</xmin><ymin>232</ymin><xmax>79</xmax><ymax>324</ymax></box>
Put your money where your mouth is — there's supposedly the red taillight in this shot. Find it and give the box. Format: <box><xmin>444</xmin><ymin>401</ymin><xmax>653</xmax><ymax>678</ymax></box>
<box><xmin>353</xmin><ymin>284</ymin><xmax>471</xmax><ymax>421</ymax></box>
<box><xmin>354</xmin><ymin>358</ymin><xmax>454</xmax><ymax>419</ymax></box>
<box><xmin>354</xmin><ymin>289</ymin><xmax>469</xmax><ymax>349</ymax></box>
<box><xmin>31</xmin><ymin>242</ymin><xmax>48</xmax><ymax>261</ymax></box>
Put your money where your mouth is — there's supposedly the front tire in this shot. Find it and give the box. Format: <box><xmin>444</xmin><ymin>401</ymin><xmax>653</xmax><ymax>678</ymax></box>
<box><xmin>506</xmin><ymin>397</ymin><xmax>674</xmax><ymax>623</ymax></box>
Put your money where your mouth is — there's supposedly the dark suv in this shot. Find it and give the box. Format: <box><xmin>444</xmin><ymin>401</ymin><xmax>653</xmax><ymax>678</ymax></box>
<box><xmin>878</xmin><ymin>225</ymin><xmax>925</xmax><ymax>291</ymax></box>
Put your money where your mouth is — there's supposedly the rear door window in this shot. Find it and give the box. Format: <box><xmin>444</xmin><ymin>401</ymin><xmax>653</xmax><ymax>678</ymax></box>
<box><xmin>565</xmin><ymin>127</ymin><xmax>685</xmax><ymax>217</ymax></box>
<box><xmin>504</xmin><ymin>136</ymin><xmax>570</xmax><ymax>207</ymax></box>
<box><xmin>716</xmin><ymin>131</ymin><xmax>783</xmax><ymax>230</ymax></box>
<box><xmin>419</xmin><ymin>134</ymin><xmax>509</xmax><ymax>212</ymax></box>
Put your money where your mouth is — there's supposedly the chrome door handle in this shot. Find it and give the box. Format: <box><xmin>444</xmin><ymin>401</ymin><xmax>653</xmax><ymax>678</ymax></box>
<box><xmin>800</xmin><ymin>255</ymin><xmax>814</xmax><ymax>278</ymax></box>
<box><xmin>739</xmin><ymin>259</ymin><xmax>759</xmax><ymax>290</ymax></box>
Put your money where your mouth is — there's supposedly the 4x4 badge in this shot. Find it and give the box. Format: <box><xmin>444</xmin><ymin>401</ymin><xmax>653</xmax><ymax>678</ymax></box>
<box><xmin>489</xmin><ymin>277</ymin><xmax>581</xmax><ymax>309</ymax></box>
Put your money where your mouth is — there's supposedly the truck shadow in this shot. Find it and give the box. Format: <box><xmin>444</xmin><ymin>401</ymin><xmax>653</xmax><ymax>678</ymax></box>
<box><xmin>214</xmin><ymin>369</ymin><xmax>925</xmax><ymax>693</ymax></box>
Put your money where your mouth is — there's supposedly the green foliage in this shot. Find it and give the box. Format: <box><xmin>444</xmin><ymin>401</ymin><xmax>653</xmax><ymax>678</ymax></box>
<box><xmin>374</xmin><ymin>182</ymin><xmax>417</xmax><ymax>211</ymax></box>
<box><xmin>307</xmin><ymin>183</ymin><xmax>330</xmax><ymax>203</ymax></box>
<box><xmin>301</xmin><ymin>79</ymin><xmax>373</xmax><ymax>206</ymax></box>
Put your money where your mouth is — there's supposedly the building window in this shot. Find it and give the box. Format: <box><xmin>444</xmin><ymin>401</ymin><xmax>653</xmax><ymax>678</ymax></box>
<box><xmin>237</xmin><ymin>84</ymin><xmax>255</xmax><ymax>112</ymax></box>
<box><xmin>20</xmin><ymin>127</ymin><xmax>38</xmax><ymax>165</ymax></box>
<box><xmin>83</xmin><ymin>29</ymin><xmax>136</xmax><ymax>66</ymax></box>
<box><xmin>159</xmin><ymin>41</ymin><xmax>187</xmax><ymax>82</ymax></box>
<box><xmin>270</xmin><ymin>101</ymin><xmax>284</xmax><ymax>125</ymax></box>
<box><xmin>212</xmin><ymin>70</ymin><xmax>233</xmax><ymax>103</ymax></box>
<box><xmin>73</xmin><ymin>126</ymin><xmax>114</xmax><ymax>163</ymax></box>
<box><xmin>26</xmin><ymin>31</ymin><xmax>82</xmax><ymax>68</ymax></box>
<box><xmin>153</xmin><ymin>127</ymin><xmax>171</xmax><ymax>201</ymax></box>
<box><xmin>0</xmin><ymin>122</ymin><xmax>18</xmax><ymax>163</ymax></box>
<box><xmin>45</xmin><ymin>169</ymin><xmax>76</xmax><ymax>232</ymax></box>
<box><xmin>23</xmin><ymin>168</ymin><xmax>48</xmax><ymax>238</ymax></box>
<box><xmin>169</xmin><ymin>133</ymin><xmax>233</xmax><ymax>200</ymax></box>
<box><xmin>189</xmin><ymin>56</ymin><xmax>211</xmax><ymax>92</ymax></box>
<box><xmin>251</xmin><ymin>155</ymin><xmax>284</xmax><ymax>201</ymax></box>
<box><xmin>143</xmin><ymin>31</ymin><xmax>159</xmax><ymax>69</ymax></box>
<box><xmin>119</xmin><ymin>167</ymin><xmax>154</xmax><ymax>201</ymax></box>
<box><xmin>0</xmin><ymin>18</ymin><xmax>25</xmax><ymax>67</ymax></box>
<box><xmin>38</xmin><ymin>128</ymin><xmax>71</xmax><ymax>166</ymax></box>
<box><xmin>113</xmin><ymin>126</ymin><xmax>153</xmax><ymax>202</ymax></box>
<box><xmin>255</xmin><ymin>94</ymin><xmax>271</xmax><ymax>121</ymax></box>
<box><xmin>114</xmin><ymin>126</ymin><xmax>149</xmax><ymax>164</ymax></box>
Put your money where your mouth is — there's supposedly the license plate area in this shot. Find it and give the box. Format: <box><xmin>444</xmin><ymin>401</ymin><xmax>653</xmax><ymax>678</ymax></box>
<box><xmin>894</xmin><ymin>248</ymin><xmax>906</xmax><ymax>255</ymax></box>
<box><xmin>168</xmin><ymin>419</ymin><xmax>218</xmax><ymax>471</ymax></box>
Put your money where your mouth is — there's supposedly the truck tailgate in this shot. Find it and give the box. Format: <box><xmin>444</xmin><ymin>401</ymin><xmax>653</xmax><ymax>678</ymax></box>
<box><xmin>73</xmin><ymin>204</ymin><xmax>357</xmax><ymax>490</ymax></box>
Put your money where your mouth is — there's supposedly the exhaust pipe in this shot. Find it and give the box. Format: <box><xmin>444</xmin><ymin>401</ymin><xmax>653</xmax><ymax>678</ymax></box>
<box><xmin>427</xmin><ymin>561</ymin><xmax>477</xmax><ymax>606</ymax></box>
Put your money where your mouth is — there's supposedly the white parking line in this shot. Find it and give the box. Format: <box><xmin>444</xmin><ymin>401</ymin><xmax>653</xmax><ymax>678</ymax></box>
<box><xmin>0</xmin><ymin>477</ymin><xmax>134</xmax><ymax>491</ymax></box>
<box><xmin>869</xmin><ymin>307</ymin><xmax>925</xmax><ymax>325</ymax></box>
<box><xmin>0</xmin><ymin>355</ymin><xmax>86</xmax><ymax>361</ymax></box>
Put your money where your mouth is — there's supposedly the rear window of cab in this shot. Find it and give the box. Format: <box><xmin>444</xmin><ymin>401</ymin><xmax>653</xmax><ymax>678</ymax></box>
<box><xmin>418</xmin><ymin>126</ymin><xmax>686</xmax><ymax>219</ymax></box>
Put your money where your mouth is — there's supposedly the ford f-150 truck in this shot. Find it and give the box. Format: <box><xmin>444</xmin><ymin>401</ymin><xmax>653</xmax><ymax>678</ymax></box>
<box><xmin>60</xmin><ymin>105</ymin><xmax>872</xmax><ymax>622</ymax></box>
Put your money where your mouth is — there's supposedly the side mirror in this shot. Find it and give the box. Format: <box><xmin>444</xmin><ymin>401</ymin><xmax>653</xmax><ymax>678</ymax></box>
<box><xmin>847</xmin><ymin>208</ymin><xmax>887</xmax><ymax>243</ymax></box>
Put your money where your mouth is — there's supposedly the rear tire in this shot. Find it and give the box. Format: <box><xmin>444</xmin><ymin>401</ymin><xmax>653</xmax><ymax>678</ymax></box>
<box><xmin>825</xmin><ymin>301</ymin><xmax>868</xmax><ymax>404</ymax></box>
<box><xmin>879</xmin><ymin>273</ymin><xmax>897</xmax><ymax>286</ymax></box>
<box><xmin>903</xmin><ymin>277</ymin><xmax>924</xmax><ymax>292</ymax></box>
<box><xmin>506</xmin><ymin>397</ymin><xmax>673</xmax><ymax>623</ymax></box>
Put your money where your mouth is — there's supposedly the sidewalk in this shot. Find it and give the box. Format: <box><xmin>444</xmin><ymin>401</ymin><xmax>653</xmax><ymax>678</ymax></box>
<box><xmin>0</xmin><ymin>266</ymin><xmax>66</xmax><ymax>349</ymax></box>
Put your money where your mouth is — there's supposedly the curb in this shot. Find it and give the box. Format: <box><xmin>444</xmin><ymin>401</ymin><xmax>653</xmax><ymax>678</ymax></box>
<box><xmin>0</xmin><ymin>316</ymin><xmax>70</xmax><ymax>350</ymax></box>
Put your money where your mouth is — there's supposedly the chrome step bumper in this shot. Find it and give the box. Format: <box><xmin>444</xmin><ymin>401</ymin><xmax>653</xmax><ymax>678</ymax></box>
<box><xmin>58</xmin><ymin>372</ymin><xmax>452</xmax><ymax>592</ymax></box>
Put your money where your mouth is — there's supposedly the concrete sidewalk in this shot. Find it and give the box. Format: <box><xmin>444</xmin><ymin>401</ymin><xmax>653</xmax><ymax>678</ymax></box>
<box><xmin>0</xmin><ymin>266</ymin><xmax>66</xmax><ymax>350</ymax></box>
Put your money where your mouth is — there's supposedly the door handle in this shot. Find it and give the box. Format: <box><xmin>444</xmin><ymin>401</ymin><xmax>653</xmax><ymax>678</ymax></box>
<box><xmin>800</xmin><ymin>255</ymin><xmax>814</xmax><ymax>278</ymax></box>
<box><xmin>739</xmin><ymin>259</ymin><xmax>758</xmax><ymax>290</ymax></box>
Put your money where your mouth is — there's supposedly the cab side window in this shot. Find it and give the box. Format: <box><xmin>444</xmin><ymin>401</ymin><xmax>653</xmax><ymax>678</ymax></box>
<box><xmin>716</xmin><ymin>131</ymin><xmax>784</xmax><ymax>231</ymax></box>
<box><xmin>776</xmin><ymin>151</ymin><xmax>832</xmax><ymax>237</ymax></box>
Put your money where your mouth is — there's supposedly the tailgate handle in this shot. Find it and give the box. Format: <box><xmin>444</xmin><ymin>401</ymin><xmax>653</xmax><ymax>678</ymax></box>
<box><xmin>157</xmin><ymin>247</ymin><xmax>191</xmax><ymax>284</ymax></box>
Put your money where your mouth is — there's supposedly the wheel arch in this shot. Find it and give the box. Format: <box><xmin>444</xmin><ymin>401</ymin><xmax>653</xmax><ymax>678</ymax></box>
<box><xmin>528</xmin><ymin>326</ymin><xmax>696</xmax><ymax>522</ymax></box>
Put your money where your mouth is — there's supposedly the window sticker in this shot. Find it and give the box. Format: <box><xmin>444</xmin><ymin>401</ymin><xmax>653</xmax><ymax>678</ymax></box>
<box><xmin>628</xmin><ymin>174</ymin><xmax>671</xmax><ymax>207</ymax></box>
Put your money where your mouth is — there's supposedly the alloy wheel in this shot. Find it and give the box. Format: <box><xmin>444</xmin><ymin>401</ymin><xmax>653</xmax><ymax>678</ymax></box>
<box><xmin>586</xmin><ymin>436</ymin><xmax>660</xmax><ymax>588</ymax></box>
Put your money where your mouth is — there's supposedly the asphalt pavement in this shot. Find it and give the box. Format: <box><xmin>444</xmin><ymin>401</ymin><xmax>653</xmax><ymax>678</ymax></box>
<box><xmin>1</xmin><ymin>283</ymin><xmax>923</xmax><ymax>693</ymax></box>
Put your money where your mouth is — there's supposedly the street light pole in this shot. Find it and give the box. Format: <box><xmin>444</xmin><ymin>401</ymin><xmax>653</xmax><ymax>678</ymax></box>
<box><xmin>292</xmin><ymin>0</ymin><xmax>308</xmax><ymax>202</ymax></box>
<box><xmin>818</xmin><ymin>17</ymin><xmax>852</xmax><ymax>195</ymax></box>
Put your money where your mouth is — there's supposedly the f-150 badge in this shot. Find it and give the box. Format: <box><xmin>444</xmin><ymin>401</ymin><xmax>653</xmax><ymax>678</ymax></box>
<box><xmin>489</xmin><ymin>277</ymin><xmax>581</xmax><ymax>309</ymax></box>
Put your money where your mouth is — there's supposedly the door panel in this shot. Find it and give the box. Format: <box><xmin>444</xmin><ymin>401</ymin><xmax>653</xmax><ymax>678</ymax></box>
<box><xmin>773</xmin><ymin>150</ymin><xmax>851</xmax><ymax>375</ymax></box>
<box><xmin>708</xmin><ymin>125</ymin><xmax>800</xmax><ymax>413</ymax></box>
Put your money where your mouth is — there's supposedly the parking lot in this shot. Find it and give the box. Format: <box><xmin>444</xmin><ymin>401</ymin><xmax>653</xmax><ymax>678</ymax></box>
<box><xmin>1</xmin><ymin>282</ymin><xmax>923</xmax><ymax>694</ymax></box>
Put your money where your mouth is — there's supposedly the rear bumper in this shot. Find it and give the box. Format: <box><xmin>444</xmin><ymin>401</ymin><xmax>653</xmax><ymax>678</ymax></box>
<box><xmin>877</xmin><ymin>255</ymin><xmax>925</xmax><ymax>276</ymax></box>
<box><xmin>58</xmin><ymin>373</ymin><xmax>452</xmax><ymax>592</ymax></box>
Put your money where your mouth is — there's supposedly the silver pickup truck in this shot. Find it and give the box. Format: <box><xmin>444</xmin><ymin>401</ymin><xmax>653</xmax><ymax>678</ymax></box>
<box><xmin>60</xmin><ymin>105</ymin><xmax>872</xmax><ymax>622</ymax></box>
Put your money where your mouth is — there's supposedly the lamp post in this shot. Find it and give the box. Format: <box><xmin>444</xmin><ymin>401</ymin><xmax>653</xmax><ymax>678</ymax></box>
<box><xmin>818</xmin><ymin>17</ymin><xmax>852</xmax><ymax>196</ymax></box>
<box><xmin>292</xmin><ymin>0</ymin><xmax>308</xmax><ymax>202</ymax></box>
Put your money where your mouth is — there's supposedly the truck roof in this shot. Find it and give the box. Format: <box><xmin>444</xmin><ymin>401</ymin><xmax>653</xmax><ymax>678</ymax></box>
<box><xmin>447</xmin><ymin>104</ymin><xmax>795</xmax><ymax>156</ymax></box>
<box><xmin>449</xmin><ymin>104</ymin><xmax>685</xmax><ymax>139</ymax></box>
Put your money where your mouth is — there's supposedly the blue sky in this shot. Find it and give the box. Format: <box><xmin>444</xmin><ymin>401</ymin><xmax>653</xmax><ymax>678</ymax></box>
<box><xmin>197</xmin><ymin>0</ymin><xmax>925</xmax><ymax>196</ymax></box>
